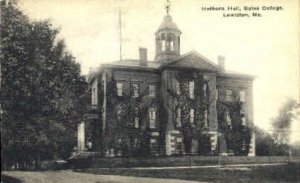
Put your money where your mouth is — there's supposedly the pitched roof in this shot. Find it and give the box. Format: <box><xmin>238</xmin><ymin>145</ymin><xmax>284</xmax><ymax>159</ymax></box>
<box><xmin>160</xmin><ymin>50</ymin><xmax>218</xmax><ymax>71</ymax></box>
<box><xmin>98</xmin><ymin>52</ymin><xmax>255</xmax><ymax>80</ymax></box>
<box><xmin>156</xmin><ymin>15</ymin><xmax>181</xmax><ymax>34</ymax></box>
<box><xmin>102</xmin><ymin>59</ymin><xmax>162</xmax><ymax>70</ymax></box>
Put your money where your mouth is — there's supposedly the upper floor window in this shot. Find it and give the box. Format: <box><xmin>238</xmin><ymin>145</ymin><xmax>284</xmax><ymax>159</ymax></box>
<box><xmin>189</xmin><ymin>81</ymin><xmax>195</xmax><ymax>99</ymax></box>
<box><xmin>116</xmin><ymin>82</ymin><xmax>123</xmax><ymax>96</ymax></box>
<box><xmin>190</xmin><ymin>108</ymin><xmax>195</xmax><ymax>124</ymax></box>
<box><xmin>116</xmin><ymin>105</ymin><xmax>122</xmax><ymax>121</ymax></box>
<box><xmin>203</xmin><ymin>84</ymin><xmax>207</xmax><ymax>98</ymax></box>
<box><xmin>226</xmin><ymin>110</ymin><xmax>232</xmax><ymax>127</ymax></box>
<box><xmin>132</xmin><ymin>83</ymin><xmax>139</xmax><ymax>98</ymax></box>
<box><xmin>149</xmin><ymin>107</ymin><xmax>157</xmax><ymax>129</ymax></box>
<box><xmin>92</xmin><ymin>88</ymin><xmax>97</xmax><ymax>105</ymax></box>
<box><xmin>241</xmin><ymin>116</ymin><xmax>246</xmax><ymax>126</ymax></box>
<box><xmin>91</xmin><ymin>80</ymin><xmax>98</xmax><ymax>105</ymax></box>
<box><xmin>149</xmin><ymin>84</ymin><xmax>156</xmax><ymax>97</ymax></box>
<box><xmin>239</xmin><ymin>90</ymin><xmax>246</xmax><ymax>102</ymax></box>
<box><xmin>176</xmin><ymin>108</ymin><xmax>182</xmax><ymax>128</ymax></box>
<box><xmin>204</xmin><ymin>110</ymin><xmax>208</xmax><ymax>127</ymax></box>
<box><xmin>134</xmin><ymin>107</ymin><xmax>139</xmax><ymax>128</ymax></box>
<box><xmin>175</xmin><ymin>80</ymin><xmax>181</xmax><ymax>95</ymax></box>
<box><xmin>226</xmin><ymin>89</ymin><xmax>233</xmax><ymax>101</ymax></box>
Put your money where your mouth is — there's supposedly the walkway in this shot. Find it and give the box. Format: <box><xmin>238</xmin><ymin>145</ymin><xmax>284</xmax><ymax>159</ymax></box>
<box><xmin>2</xmin><ymin>170</ymin><xmax>202</xmax><ymax>183</ymax></box>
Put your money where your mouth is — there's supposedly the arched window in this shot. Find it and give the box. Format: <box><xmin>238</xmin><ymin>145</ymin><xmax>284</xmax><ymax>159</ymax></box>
<box><xmin>170</xmin><ymin>41</ymin><xmax>174</xmax><ymax>51</ymax></box>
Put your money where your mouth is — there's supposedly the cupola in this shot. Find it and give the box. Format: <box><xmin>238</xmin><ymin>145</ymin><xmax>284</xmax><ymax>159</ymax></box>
<box><xmin>154</xmin><ymin>1</ymin><xmax>181</xmax><ymax>62</ymax></box>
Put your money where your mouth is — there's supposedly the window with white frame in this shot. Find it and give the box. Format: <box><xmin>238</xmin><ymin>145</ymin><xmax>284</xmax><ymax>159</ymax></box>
<box><xmin>91</xmin><ymin>80</ymin><xmax>98</xmax><ymax>105</ymax></box>
<box><xmin>132</xmin><ymin>83</ymin><xmax>139</xmax><ymax>98</ymax></box>
<box><xmin>203</xmin><ymin>84</ymin><xmax>207</xmax><ymax>98</ymax></box>
<box><xmin>241</xmin><ymin>116</ymin><xmax>246</xmax><ymax>126</ymax></box>
<box><xmin>239</xmin><ymin>90</ymin><xmax>246</xmax><ymax>102</ymax></box>
<box><xmin>150</xmin><ymin>138</ymin><xmax>158</xmax><ymax>154</ymax></box>
<box><xmin>226</xmin><ymin>89</ymin><xmax>233</xmax><ymax>101</ymax></box>
<box><xmin>176</xmin><ymin>137</ymin><xmax>182</xmax><ymax>152</ymax></box>
<box><xmin>204</xmin><ymin>110</ymin><xmax>208</xmax><ymax>127</ymax></box>
<box><xmin>134</xmin><ymin>107</ymin><xmax>139</xmax><ymax>128</ymax></box>
<box><xmin>226</xmin><ymin>110</ymin><xmax>231</xmax><ymax>127</ymax></box>
<box><xmin>116</xmin><ymin>105</ymin><xmax>122</xmax><ymax>121</ymax></box>
<box><xmin>190</xmin><ymin>109</ymin><xmax>195</xmax><ymax>124</ymax></box>
<box><xmin>149</xmin><ymin>107</ymin><xmax>156</xmax><ymax>129</ymax></box>
<box><xmin>92</xmin><ymin>88</ymin><xmax>97</xmax><ymax>105</ymax></box>
<box><xmin>149</xmin><ymin>84</ymin><xmax>156</xmax><ymax>97</ymax></box>
<box><xmin>176</xmin><ymin>108</ymin><xmax>181</xmax><ymax>128</ymax></box>
<box><xmin>175</xmin><ymin>80</ymin><xmax>181</xmax><ymax>95</ymax></box>
<box><xmin>189</xmin><ymin>81</ymin><xmax>195</xmax><ymax>99</ymax></box>
<box><xmin>116</xmin><ymin>82</ymin><xmax>123</xmax><ymax>96</ymax></box>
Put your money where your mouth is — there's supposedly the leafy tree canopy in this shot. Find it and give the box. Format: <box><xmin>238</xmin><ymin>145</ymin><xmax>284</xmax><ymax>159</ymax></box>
<box><xmin>1</xmin><ymin>2</ymin><xmax>88</xmax><ymax>169</ymax></box>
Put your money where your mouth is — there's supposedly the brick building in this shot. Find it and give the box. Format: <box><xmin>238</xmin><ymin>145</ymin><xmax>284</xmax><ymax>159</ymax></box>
<box><xmin>78</xmin><ymin>10</ymin><xmax>255</xmax><ymax>157</ymax></box>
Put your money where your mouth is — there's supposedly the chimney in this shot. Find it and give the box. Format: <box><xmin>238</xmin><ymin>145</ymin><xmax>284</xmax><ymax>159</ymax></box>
<box><xmin>139</xmin><ymin>47</ymin><xmax>147</xmax><ymax>66</ymax></box>
<box><xmin>218</xmin><ymin>55</ymin><xmax>225</xmax><ymax>72</ymax></box>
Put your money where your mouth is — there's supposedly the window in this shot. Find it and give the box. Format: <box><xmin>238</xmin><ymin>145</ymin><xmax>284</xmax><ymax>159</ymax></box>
<box><xmin>204</xmin><ymin>110</ymin><xmax>208</xmax><ymax>127</ymax></box>
<box><xmin>189</xmin><ymin>81</ymin><xmax>195</xmax><ymax>99</ymax></box>
<box><xmin>226</xmin><ymin>89</ymin><xmax>233</xmax><ymax>101</ymax></box>
<box><xmin>226</xmin><ymin>111</ymin><xmax>232</xmax><ymax>127</ymax></box>
<box><xmin>176</xmin><ymin>108</ymin><xmax>182</xmax><ymax>128</ymax></box>
<box><xmin>175</xmin><ymin>80</ymin><xmax>181</xmax><ymax>95</ymax></box>
<box><xmin>241</xmin><ymin>117</ymin><xmax>246</xmax><ymax>126</ymax></box>
<box><xmin>116</xmin><ymin>82</ymin><xmax>123</xmax><ymax>96</ymax></box>
<box><xmin>149</xmin><ymin>84</ymin><xmax>156</xmax><ymax>97</ymax></box>
<box><xmin>176</xmin><ymin>137</ymin><xmax>182</xmax><ymax>152</ymax></box>
<box><xmin>132</xmin><ymin>83</ymin><xmax>139</xmax><ymax>98</ymax></box>
<box><xmin>190</xmin><ymin>109</ymin><xmax>194</xmax><ymax>124</ymax></box>
<box><xmin>161</xmin><ymin>40</ymin><xmax>166</xmax><ymax>51</ymax></box>
<box><xmin>92</xmin><ymin>88</ymin><xmax>97</xmax><ymax>104</ymax></box>
<box><xmin>239</xmin><ymin>90</ymin><xmax>246</xmax><ymax>102</ymax></box>
<box><xmin>149</xmin><ymin>107</ymin><xmax>156</xmax><ymax>129</ymax></box>
<box><xmin>131</xmin><ymin>138</ymin><xmax>139</xmax><ymax>148</ymax></box>
<box><xmin>203</xmin><ymin>84</ymin><xmax>207</xmax><ymax>98</ymax></box>
<box><xmin>170</xmin><ymin>41</ymin><xmax>174</xmax><ymax>51</ymax></box>
<box><xmin>116</xmin><ymin>105</ymin><xmax>122</xmax><ymax>120</ymax></box>
<box><xmin>91</xmin><ymin>80</ymin><xmax>98</xmax><ymax>105</ymax></box>
<box><xmin>150</xmin><ymin>138</ymin><xmax>158</xmax><ymax>154</ymax></box>
<box><xmin>134</xmin><ymin>107</ymin><xmax>139</xmax><ymax>128</ymax></box>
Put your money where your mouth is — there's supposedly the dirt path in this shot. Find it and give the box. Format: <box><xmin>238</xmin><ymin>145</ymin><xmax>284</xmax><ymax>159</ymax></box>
<box><xmin>2</xmin><ymin>170</ymin><xmax>203</xmax><ymax>183</ymax></box>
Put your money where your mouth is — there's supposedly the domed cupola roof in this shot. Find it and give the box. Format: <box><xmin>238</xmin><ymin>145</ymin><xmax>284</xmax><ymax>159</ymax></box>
<box><xmin>156</xmin><ymin>14</ymin><xmax>181</xmax><ymax>35</ymax></box>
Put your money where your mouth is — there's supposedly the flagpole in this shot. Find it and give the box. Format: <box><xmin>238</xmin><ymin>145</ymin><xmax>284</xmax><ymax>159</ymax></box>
<box><xmin>119</xmin><ymin>7</ymin><xmax>122</xmax><ymax>61</ymax></box>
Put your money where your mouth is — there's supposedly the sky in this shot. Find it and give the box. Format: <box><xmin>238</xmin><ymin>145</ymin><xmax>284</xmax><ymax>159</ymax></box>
<box><xmin>18</xmin><ymin>0</ymin><xmax>300</xmax><ymax>143</ymax></box>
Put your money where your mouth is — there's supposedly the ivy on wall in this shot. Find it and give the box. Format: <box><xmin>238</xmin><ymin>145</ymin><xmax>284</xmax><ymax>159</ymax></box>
<box><xmin>166</xmin><ymin>70</ymin><xmax>214</xmax><ymax>155</ymax></box>
<box><xmin>217</xmin><ymin>93</ymin><xmax>252</xmax><ymax>155</ymax></box>
<box><xmin>98</xmin><ymin>70</ymin><xmax>159</xmax><ymax>157</ymax></box>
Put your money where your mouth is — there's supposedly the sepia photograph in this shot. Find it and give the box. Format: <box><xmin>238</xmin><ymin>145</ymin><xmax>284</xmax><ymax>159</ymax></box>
<box><xmin>1</xmin><ymin>0</ymin><xmax>299</xmax><ymax>182</ymax></box>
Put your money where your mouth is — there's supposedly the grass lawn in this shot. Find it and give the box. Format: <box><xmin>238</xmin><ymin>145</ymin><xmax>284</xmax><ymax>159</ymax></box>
<box><xmin>81</xmin><ymin>162</ymin><xmax>300</xmax><ymax>183</ymax></box>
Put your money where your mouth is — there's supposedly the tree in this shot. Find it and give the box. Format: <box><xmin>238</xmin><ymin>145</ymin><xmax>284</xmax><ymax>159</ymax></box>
<box><xmin>1</xmin><ymin>2</ymin><xmax>88</xmax><ymax>169</ymax></box>
<box><xmin>271</xmin><ymin>98</ymin><xmax>298</xmax><ymax>155</ymax></box>
<box><xmin>255</xmin><ymin>127</ymin><xmax>276</xmax><ymax>156</ymax></box>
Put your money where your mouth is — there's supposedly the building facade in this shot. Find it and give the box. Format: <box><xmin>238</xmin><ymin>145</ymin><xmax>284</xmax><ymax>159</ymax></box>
<box><xmin>79</xmin><ymin>11</ymin><xmax>255</xmax><ymax>157</ymax></box>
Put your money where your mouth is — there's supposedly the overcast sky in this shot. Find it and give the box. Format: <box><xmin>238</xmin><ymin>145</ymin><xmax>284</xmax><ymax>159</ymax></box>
<box><xmin>18</xmin><ymin>0</ymin><xmax>299</xmax><ymax>143</ymax></box>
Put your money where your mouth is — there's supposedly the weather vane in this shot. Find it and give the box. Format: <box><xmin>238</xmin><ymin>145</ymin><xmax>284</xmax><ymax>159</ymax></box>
<box><xmin>165</xmin><ymin>0</ymin><xmax>171</xmax><ymax>14</ymax></box>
